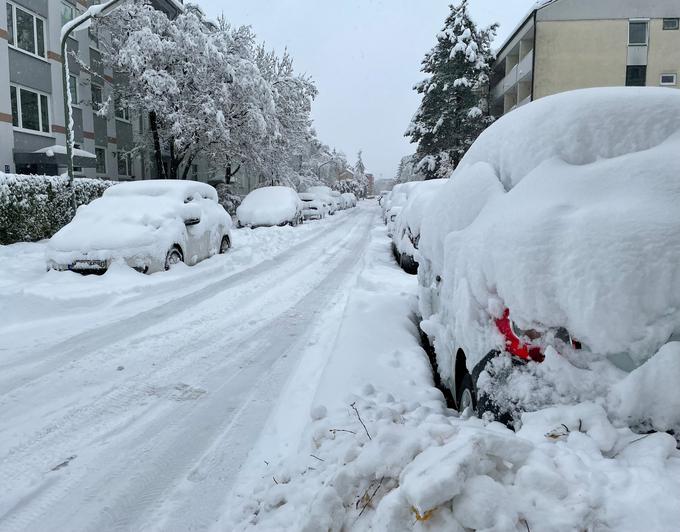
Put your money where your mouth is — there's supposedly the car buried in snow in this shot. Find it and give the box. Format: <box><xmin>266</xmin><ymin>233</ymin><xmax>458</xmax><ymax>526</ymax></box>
<box><xmin>298</xmin><ymin>192</ymin><xmax>327</xmax><ymax>220</ymax></box>
<box><xmin>46</xmin><ymin>180</ymin><xmax>233</xmax><ymax>274</ymax></box>
<box><xmin>236</xmin><ymin>186</ymin><xmax>304</xmax><ymax>228</ymax></box>
<box><xmin>306</xmin><ymin>186</ymin><xmax>337</xmax><ymax>215</ymax></box>
<box><xmin>416</xmin><ymin>87</ymin><xmax>680</xmax><ymax>427</ymax></box>
<box><xmin>391</xmin><ymin>179</ymin><xmax>447</xmax><ymax>274</ymax></box>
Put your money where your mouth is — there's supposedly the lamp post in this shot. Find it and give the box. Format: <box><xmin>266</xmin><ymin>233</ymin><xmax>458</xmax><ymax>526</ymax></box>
<box><xmin>61</xmin><ymin>0</ymin><xmax>125</xmax><ymax>215</ymax></box>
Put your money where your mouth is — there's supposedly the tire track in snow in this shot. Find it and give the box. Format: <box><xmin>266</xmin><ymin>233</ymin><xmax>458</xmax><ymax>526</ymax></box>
<box><xmin>0</xmin><ymin>208</ymin><xmax>375</xmax><ymax>531</ymax></box>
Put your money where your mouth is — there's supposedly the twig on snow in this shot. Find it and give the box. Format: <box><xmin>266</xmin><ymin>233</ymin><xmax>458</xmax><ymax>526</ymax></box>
<box><xmin>272</xmin><ymin>476</ymin><xmax>279</xmax><ymax>485</ymax></box>
<box><xmin>357</xmin><ymin>476</ymin><xmax>384</xmax><ymax>517</ymax></box>
<box><xmin>310</xmin><ymin>454</ymin><xmax>325</xmax><ymax>462</ymax></box>
<box><xmin>351</xmin><ymin>402</ymin><xmax>372</xmax><ymax>440</ymax></box>
<box><xmin>330</xmin><ymin>428</ymin><xmax>357</xmax><ymax>436</ymax></box>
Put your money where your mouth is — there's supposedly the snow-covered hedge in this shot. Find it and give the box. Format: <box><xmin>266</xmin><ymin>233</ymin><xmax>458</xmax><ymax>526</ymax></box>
<box><xmin>214</xmin><ymin>183</ymin><xmax>242</xmax><ymax>215</ymax></box>
<box><xmin>0</xmin><ymin>173</ymin><xmax>116</xmax><ymax>245</ymax></box>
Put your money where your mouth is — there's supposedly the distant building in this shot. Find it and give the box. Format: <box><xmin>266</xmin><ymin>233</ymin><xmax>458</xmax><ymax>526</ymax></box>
<box><xmin>489</xmin><ymin>0</ymin><xmax>680</xmax><ymax>116</ymax></box>
<box><xmin>365</xmin><ymin>173</ymin><xmax>374</xmax><ymax>196</ymax></box>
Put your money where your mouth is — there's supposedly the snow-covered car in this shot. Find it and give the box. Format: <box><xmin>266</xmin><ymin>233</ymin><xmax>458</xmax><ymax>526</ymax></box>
<box><xmin>340</xmin><ymin>192</ymin><xmax>357</xmax><ymax>209</ymax></box>
<box><xmin>381</xmin><ymin>181</ymin><xmax>420</xmax><ymax>223</ymax></box>
<box><xmin>330</xmin><ymin>190</ymin><xmax>343</xmax><ymax>210</ymax></box>
<box><xmin>237</xmin><ymin>186</ymin><xmax>304</xmax><ymax>228</ymax></box>
<box><xmin>298</xmin><ymin>192</ymin><xmax>327</xmax><ymax>220</ymax></box>
<box><xmin>417</xmin><ymin>87</ymin><xmax>680</xmax><ymax>426</ymax></box>
<box><xmin>307</xmin><ymin>186</ymin><xmax>336</xmax><ymax>215</ymax></box>
<box><xmin>391</xmin><ymin>179</ymin><xmax>446</xmax><ymax>274</ymax></box>
<box><xmin>46</xmin><ymin>180</ymin><xmax>232</xmax><ymax>274</ymax></box>
<box><xmin>385</xmin><ymin>206</ymin><xmax>402</xmax><ymax>238</ymax></box>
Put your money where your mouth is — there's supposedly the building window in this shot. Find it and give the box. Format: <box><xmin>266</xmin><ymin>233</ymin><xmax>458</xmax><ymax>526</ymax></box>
<box><xmin>115</xmin><ymin>101</ymin><xmax>130</xmax><ymax>121</ymax></box>
<box><xmin>663</xmin><ymin>18</ymin><xmax>679</xmax><ymax>31</ymax></box>
<box><xmin>628</xmin><ymin>21</ymin><xmax>648</xmax><ymax>45</ymax></box>
<box><xmin>10</xmin><ymin>84</ymin><xmax>50</xmax><ymax>132</ymax></box>
<box><xmin>91</xmin><ymin>84</ymin><xmax>103</xmax><ymax>111</ymax></box>
<box><xmin>660</xmin><ymin>73</ymin><xmax>678</xmax><ymax>86</ymax></box>
<box><xmin>6</xmin><ymin>2</ymin><xmax>46</xmax><ymax>58</ymax></box>
<box><xmin>626</xmin><ymin>65</ymin><xmax>647</xmax><ymax>87</ymax></box>
<box><xmin>95</xmin><ymin>147</ymin><xmax>107</xmax><ymax>174</ymax></box>
<box><xmin>69</xmin><ymin>75</ymin><xmax>78</xmax><ymax>104</ymax></box>
<box><xmin>61</xmin><ymin>2</ymin><xmax>76</xmax><ymax>26</ymax></box>
<box><xmin>117</xmin><ymin>152</ymin><xmax>132</xmax><ymax>176</ymax></box>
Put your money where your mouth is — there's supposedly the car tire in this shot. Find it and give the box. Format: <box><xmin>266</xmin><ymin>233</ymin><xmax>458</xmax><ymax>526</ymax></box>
<box><xmin>165</xmin><ymin>247</ymin><xmax>184</xmax><ymax>271</ymax></box>
<box><xmin>219</xmin><ymin>235</ymin><xmax>231</xmax><ymax>254</ymax></box>
<box><xmin>456</xmin><ymin>373</ymin><xmax>477</xmax><ymax>414</ymax></box>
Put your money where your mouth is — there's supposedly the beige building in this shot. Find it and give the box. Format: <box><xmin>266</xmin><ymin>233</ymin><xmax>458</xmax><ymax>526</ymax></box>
<box><xmin>490</xmin><ymin>0</ymin><xmax>680</xmax><ymax>116</ymax></box>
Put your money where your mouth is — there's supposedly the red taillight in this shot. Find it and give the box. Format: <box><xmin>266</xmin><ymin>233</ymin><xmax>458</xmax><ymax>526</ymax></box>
<box><xmin>495</xmin><ymin>310</ymin><xmax>545</xmax><ymax>363</ymax></box>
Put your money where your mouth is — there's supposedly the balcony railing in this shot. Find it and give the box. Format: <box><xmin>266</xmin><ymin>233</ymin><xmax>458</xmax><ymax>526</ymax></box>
<box><xmin>491</xmin><ymin>49</ymin><xmax>534</xmax><ymax>101</ymax></box>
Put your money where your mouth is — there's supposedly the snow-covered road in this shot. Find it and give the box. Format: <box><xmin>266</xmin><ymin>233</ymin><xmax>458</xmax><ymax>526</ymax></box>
<box><xmin>0</xmin><ymin>204</ymin><xmax>375</xmax><ymax>531</ymax></box>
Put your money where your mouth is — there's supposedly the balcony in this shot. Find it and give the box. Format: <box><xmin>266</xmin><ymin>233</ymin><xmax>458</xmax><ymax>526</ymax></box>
<box><xmin>491</xmin><ymin>49</ymin><xmax>533</xmax><ymax>101</ymax></box>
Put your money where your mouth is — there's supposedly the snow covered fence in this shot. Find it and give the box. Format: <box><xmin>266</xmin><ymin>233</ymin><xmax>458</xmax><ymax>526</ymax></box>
<box><xmin>0</xmin><ymin>173</ymin><xmax>115</xmax><ymax>245</ymax></box>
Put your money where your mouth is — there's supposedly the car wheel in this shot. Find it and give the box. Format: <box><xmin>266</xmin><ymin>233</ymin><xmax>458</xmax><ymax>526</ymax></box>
<box><xmin>165</xmin><ymin>247</ymin><xmax>184</xmax><ymax>271</ymax></box>
<box><xmin>219</xmin><ymin>235</ymin><xmax>231</xmax><ymax>254</ymax></box>
<box><xmin>456</xmin><ymin>373</ymin><xmax>476</xmax><ymax>414</ymax></box>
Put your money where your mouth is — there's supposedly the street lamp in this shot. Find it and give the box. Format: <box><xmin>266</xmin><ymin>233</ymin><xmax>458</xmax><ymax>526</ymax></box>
<box><xmin>61</xmin><ymin>0</ymin><xmax>125</xmax><ymax>215</ymax></box>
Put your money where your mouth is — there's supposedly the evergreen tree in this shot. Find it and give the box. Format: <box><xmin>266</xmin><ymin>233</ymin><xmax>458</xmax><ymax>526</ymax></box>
<box><xmin>406</xmin><ymin>1</ymin><xmax>497</xmax><ymax>179</ymax></box>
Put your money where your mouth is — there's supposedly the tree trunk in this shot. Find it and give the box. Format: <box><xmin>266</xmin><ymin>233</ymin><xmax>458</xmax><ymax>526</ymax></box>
<box><xmin>181</xmin><ymin>153</ymin><xmax>196</xmax><ymax>180</ymax></box>
<box><xmin>149</xmin><ymin>111</ymin><xmax>166</xmax><ymax>179</ymax></box>
<box><xmin>225</xmin><ymin>162</ymin><xmax>241</xmax><ymax>184</ymax></box>
<box><xmin>169</xmin><ymin>140</ymin><xmax>178</xmax><ymax>179</ymax></box>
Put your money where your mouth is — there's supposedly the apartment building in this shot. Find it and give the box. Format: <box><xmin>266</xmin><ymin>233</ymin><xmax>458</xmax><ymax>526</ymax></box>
<box><xmin>490</xmin><ymin>0</ymin><xmax>680</xmax><ymax>116</ymax></box>
<box><xmin>0</xmin><ymin>0</ymin><xmax>223</xmax><ymax>181</ymax></box>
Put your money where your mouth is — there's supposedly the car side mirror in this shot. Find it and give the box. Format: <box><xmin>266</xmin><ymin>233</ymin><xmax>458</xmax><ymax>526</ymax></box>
<box><xmin>184</xmin><ymin>217</ymin><xmax>201</xmax><ymax>226</ymax></box>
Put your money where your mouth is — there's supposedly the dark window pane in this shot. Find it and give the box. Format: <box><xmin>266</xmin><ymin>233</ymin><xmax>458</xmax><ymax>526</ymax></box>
<box><xmin>92</xmin><ymin>85</ymin><xmax>102</xmax><ymax>109</ymax></box>
<box><xmin>40</xmin><ymin>94</ymin><xmax>49</xmax><ymax>132</ymax></box>
<box><xmin>626</xmin><ymin>65</ymin><xmax>647</xmax><ymax>87</ymax></box>
<box><xmin>15</xmin><ymin>8</ymin><xmax>35</xmax><ymax>54</ymax></box>
<box><xmin>36</xmin><ymin>17</ymin><xmax>44</xmax><ymax>57</ymax></box>
<box><xmin>118</xmin><ymin>153</ymin><xmax>127</xmax><ymax>175</ymax></box>
<box><xmin>10</xmin><ymin>86</ymin><xmax>19</xmax><ymax>127</ymax></box>
<box><xmin>96</xmin><ymin>148</ymin><xmax>106</xmax><ymax>174</ymax></box>
<box><xmin>6</xmin><ymin>4</ymin><xmax>13</xmax><ymax>45</ymax></box>
<box><xmin>20</xmin><ymin>89</ymin><xmax>39</xmax><ymax>130</ymax></box>
<box><xmin>69</xmin><ymin>76</ymin><xmax>78</xmax><ymax>103</ymax></box>
<box><xmin>663</xmin><ymin>18</ymin><xmax>679</xmax><ymax>30</ymax></box>
<box><xmin>629</xmin><ymin>22</ymin><xmax>647</xmax><ymax>45</ymax></box>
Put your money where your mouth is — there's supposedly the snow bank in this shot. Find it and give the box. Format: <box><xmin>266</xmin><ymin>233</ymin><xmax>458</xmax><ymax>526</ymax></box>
<box><xmin>237</xmin><ymin>186</ymin><xmax>302</xmax><ymax>227</ymax></box>
<box><xmin>608</xmin><ymin>342</ymin><xmax>680</xmax><ymax>433</ymax></box>
<box><xmin>104</xmin><ymin>178</ymin><xmax>218</xmax><ymax>202</ymax></box>
<box><xmin>419</xmin><ymin>88</ymin><xmax>680</xmax><ymax>378</ymax></box>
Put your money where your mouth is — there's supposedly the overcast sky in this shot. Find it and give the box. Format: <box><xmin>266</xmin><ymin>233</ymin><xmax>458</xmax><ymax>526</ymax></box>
<box><xmin>198</xmin><ymin>0</ymin><xmax>536</xmax><ymax>180</ymax></box>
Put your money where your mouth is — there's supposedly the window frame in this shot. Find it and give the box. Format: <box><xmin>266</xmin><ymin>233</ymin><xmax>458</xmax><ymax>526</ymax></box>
<box><xmin>61</xmin><ymin>1</ymin><xmax>76</xmax><ymax>27</ymax></box>
<box><xmin>663</xmin><ymin>18</ymin><xmax>679</xmax><ymax>31</ymax></box>
<box><xmin>9</xmin><ymin>83</ymin><xmax>52</xmax><ymax>135</ymax></box>
<box><xmin>660</xmin><ymin>73</ymin><xmax>678</xmax><ymax>86</ymax></box>
<box><xmin>116</xmin><ymin>151</ymin><xmax>133</xmax><ymax>177</ymax></box>
<box><xmin>91</xmin><ymin>83</ymin><xmax>103</xmax><ymax>112</ymax></box>
<box><xmin>6</xmin><ymin>1</ymin><xmax>48</xmax><ymax>61</ymax></box>
<box><xmin>69</xmin><ymin>75</ymin><xmax>79</xmax><ymax>106</ymax></box>
<box><xmin>114</xmin><ymin>100</ymin><xmax>131</xmax><ymax>122</ymax></box>
<box><xmin>628</xmin><ymin>20</ymin><xmax>649</xmax><ymax>46</ymax></box>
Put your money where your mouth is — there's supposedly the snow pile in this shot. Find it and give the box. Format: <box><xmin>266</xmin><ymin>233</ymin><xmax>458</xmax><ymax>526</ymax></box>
<box><xmin>419</xmin><ymin>88</ymin><xmax>680</xmax><ymax>382</ymax></box>
<box><xmin>237</xmin><ymin>186</ymin><xmax>302</xmax><ymax>227</ymax></box>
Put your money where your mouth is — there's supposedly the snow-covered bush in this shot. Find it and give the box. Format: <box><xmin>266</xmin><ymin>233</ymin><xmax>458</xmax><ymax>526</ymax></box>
<box><xmin>0</xmin><ymin>173</ymin><xmax>115</xmax><ymax>245</ymax></box>
<box><xmin>214</xmin><ymin>183</ymin><xmax>243</xmax><ymax>215</ymax></box>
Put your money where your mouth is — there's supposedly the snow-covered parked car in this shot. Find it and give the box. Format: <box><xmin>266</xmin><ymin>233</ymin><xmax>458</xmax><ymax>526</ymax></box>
<box><xmin>381</xmin><ymin>181</ymin><xmax>420</xmax><ymax>223</ymax></box>
<box><xmin>298</xmin><ymin>192</ymin><xmax>327</xmax><ymax>220</ymax></box>
<box><xmin>307</xmin><ymin>186</ymin><xmax>337</xmax><ymax>215</ymax></box>
<box><xmin>46</xmin><ymin>180</ymin><xmax>232</xmax><ymax>274</ymax></box>
<box><xmin>340</xmin><ymin>192</ymin><xmax>357</xmax><ymax>209</ymax></box>
<box><xmin>417</xmin><ymin>87</ymin><xmax>680</xmax><ymax>427</ymax></box>
<box><xmin>391</xmin><ymin>179</ymin><xmax>447</xmax><ymax>274</ymax></box>
<box><xmin>237</xmin><ymin>186</ymin><xmax>303</xmax><ymax>228</ymax></box>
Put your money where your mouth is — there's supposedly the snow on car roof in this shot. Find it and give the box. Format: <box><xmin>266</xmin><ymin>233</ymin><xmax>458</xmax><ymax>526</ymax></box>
<box><xmin>103</xmin><ymin>179</ymin><xmax>218</xmax><ymax>202</ymax></box>
<box><xmin>237</xmin><ymin>186</ymin><xmax>302</xmax><ymax>227</ymax></box>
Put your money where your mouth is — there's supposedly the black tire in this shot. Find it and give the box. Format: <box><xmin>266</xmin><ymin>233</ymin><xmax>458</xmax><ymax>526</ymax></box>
<box><xmin>219</xmin><ymin>235</ymin><xmax>231</xmax><ymax>254</ymax></box>
<box><xmin>164</xmin><ymin>247</ymin><xmax>183</xmax><ymax>271</ymax></box>
<box><xmin>456</xmin><ymin>373</ymin><xmax>477</xmax><ymax>414</ymax></box>
<box><xmin>472</xmin><ymin>351</ymin><xmax>517</xmax><ymax>428</ymax></box>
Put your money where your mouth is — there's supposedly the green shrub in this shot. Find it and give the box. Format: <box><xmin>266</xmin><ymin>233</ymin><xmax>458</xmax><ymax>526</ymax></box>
<box><xmin>0</xmin><ymin>173</ymin><xmax>116</xmax><ymax>245</ymax></box>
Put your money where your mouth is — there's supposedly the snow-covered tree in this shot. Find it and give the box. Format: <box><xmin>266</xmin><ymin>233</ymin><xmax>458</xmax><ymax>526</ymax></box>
<box><xmin>406</xmin><ymin>0</ymin><xmax>497</xmax><ymax>179</ymax></box>
<box><xmin>394</xmin><ymin>154</ymin><xmax>424</xmax><ymax>183</ymax></box>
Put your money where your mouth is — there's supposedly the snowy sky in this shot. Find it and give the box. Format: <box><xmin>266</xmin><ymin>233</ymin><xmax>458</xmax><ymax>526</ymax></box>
<box><xmin>198</xmin><ymin>0</ymin><xmax>536</xmax><ymax>179</ymax></box>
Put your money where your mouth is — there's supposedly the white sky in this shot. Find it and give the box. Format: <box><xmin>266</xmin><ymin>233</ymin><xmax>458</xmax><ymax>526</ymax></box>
<box><xmin>198</xmin><ymin>0</ymin><xmax>536</xmax><ymax>179</ymax></box>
